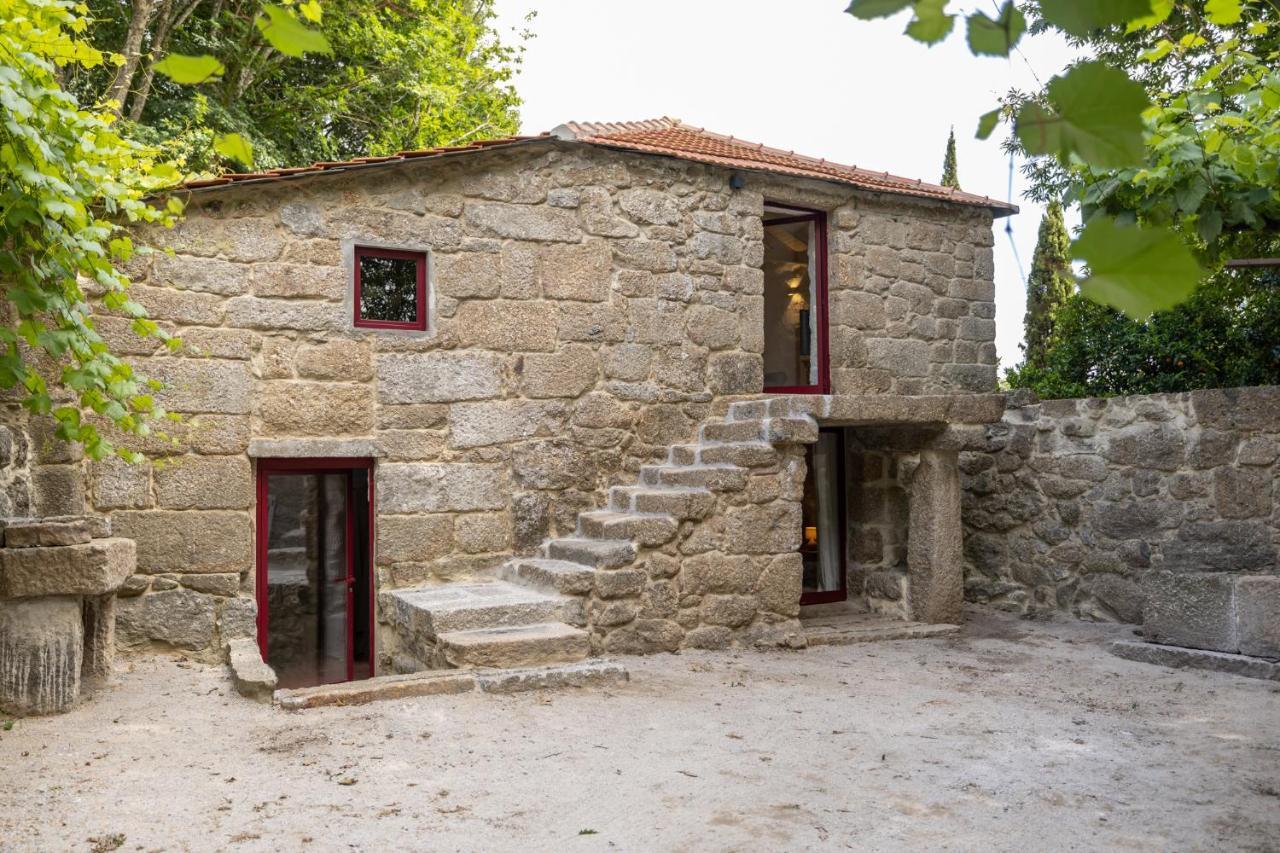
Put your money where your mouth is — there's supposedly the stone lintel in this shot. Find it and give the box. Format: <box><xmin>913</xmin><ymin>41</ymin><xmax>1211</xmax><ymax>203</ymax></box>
<box><xmin>772</xmin><ymin>393</ymin><xmax>1006</xmax><ymax>427</ymax></box>
<box><xmin>248</xmin><ymin>438</ymin><xmax>383</xmax><ymax>459</ymax></box>
<box><xmin>0</xmin><ymin>538</ymin><xmax>136</xmax><ymax>600</ymax></box>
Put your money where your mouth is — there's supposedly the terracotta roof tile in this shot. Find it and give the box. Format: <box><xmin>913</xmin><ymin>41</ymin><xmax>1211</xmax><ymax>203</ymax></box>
<box><xmin>175</xmin><ymin>117</ymin><xmax>1017</xmax><ymax>216</ymax></box>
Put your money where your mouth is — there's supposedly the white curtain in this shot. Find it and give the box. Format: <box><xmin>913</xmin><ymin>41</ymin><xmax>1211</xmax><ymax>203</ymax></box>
<box><xmin>806</xmin><ymin>220</ymin><xmax>818</xmax><ymax>386</ymax></box>
<box><xmin>812</xmin><ymin>433</ymin><xmax>842</xmax><ymax>592</ymax></box>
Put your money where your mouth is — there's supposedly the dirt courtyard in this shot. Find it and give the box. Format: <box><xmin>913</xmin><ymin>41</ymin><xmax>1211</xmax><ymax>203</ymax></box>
<box><xmin>2</xmin><ymin>608</ymin><xmax>1277</xmax><ymax>852</ymax></box>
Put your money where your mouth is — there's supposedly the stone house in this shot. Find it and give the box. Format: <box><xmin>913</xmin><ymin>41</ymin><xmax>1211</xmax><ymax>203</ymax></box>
<box><xmin>3</xmin><ymin>118</ymin><xmax>1016</xmax><ymax>694</ymax></box>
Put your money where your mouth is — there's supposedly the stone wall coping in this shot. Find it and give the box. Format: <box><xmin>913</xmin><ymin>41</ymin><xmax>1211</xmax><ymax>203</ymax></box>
<box><xmin>247</xmin><ymin>438</ymin><xmax>385</xmax><ymax>459</ymax></box>
<box><xmin>0</xmin><ymin>537</ymin><xmax>136</xmax><ymax>600</ymax></box>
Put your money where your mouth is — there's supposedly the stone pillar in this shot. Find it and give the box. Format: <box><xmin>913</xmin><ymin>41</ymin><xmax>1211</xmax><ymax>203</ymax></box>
<box><xmin>81</xmin><ymin>594</ymin><xmax>116</xmax><ymax>684</ymax></box>
<box><xmin>0</xmin><ymin>596</ymin><xmax>84</xmax><ymax>715</ymax></box>
<box><xmin>906</xmin><ymin>450</ymin><xmax>963</xmax><ymax>624</ymax></box>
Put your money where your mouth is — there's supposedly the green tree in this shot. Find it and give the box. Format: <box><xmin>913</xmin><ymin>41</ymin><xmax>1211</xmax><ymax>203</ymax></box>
<box><xmin>845</xmin><ymin>0</ymin><xmax>1278</xmax><ymax>319</ymax></box>
<box><xmin>940</xmin><ymin>125</ymin><xmax>960</xmax><ymax>189</ymax></box>
<box><xmin>70</xmin><ymin>0</ymin><xmax>525</xmax><ymax>172</ymax></box>
<box><xmin>1021</xmin><ymin>201</ymin><xmax>1074</xmax><ymax>369</ymax></box>
<box><xmin>1006</xmin><ymin>262</ymin><xmax>1280</xmax><ymax>398</ymax></box>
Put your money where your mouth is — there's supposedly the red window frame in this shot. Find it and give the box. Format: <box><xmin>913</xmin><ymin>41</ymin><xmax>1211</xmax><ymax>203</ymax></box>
<box><xmin>762</xmin><ymin>202</ymin><xmax>831</xmax><ymax>395</ymax></box>
<box><xmin>353</xmin><ymin>246</ymin><xmax>428</xmax><ymax>331</ymax></box>
<box><xmin>255</xmin><ymin>457</ymin><xmax>376</xmax><ymax>683</ymax></box>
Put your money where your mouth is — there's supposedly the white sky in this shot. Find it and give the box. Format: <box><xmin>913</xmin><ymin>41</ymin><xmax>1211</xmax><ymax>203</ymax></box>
<box><xmin>491</xmin><ymin>0</ymin><xmax>1082</xmax><ymax>371</ymax></box>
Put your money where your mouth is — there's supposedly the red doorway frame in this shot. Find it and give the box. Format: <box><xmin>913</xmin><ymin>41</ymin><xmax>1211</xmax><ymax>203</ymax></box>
<box><xmin>255</xmin><ymin>457</ymin><xmax>376</xmax><ymax>683</ymax></box>
<box><xmin>763</xmin><ymin>202</ymin><xmax>831</xmax><ymax>395</ymax></box>
<box><xmin>799</xmin><ymin>429</ymin><xmax>848</xmax><ymax>606</ymax></box>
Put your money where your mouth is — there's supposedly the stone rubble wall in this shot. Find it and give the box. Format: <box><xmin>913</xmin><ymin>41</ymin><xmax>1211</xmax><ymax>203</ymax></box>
<box><xmin>961</xmin><ymin>387</ymin><xmax>1280</xmax><ymax>652</ymax></box>
<box><xmin>24</xmin><ymin>140</ymin><xmax>996</xmax><ymax>660</ymax></box>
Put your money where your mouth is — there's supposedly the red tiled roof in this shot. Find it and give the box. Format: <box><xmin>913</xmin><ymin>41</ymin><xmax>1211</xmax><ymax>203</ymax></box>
<box><xmin>555</xmin><ymin>118</ymin><xmax>1015</xmax><ymax>215</ymax></box>
<box><xmin>178</xmin><ymin>117</ymin><xmax>1017</xmax><ymax>216</ymax></box>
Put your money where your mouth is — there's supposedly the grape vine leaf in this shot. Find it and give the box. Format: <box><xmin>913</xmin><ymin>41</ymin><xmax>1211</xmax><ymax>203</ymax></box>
<box><xmin>1073</xmin><ymin>217</ymin><xmax>1203</xmax><ymax>318</ymax></box>
<box><xmin>966</xmin><ymin>1</ymin><xmax>1025</xmax><ymax>57</ymax></box>
<box><xmin>213</xmin><ymin>133</ymin><xmax>254</xmax><ymax>167</ymax></box>
<box><xmin>152</xmin><ymin>54</ymin><xmax>224</xmax><ymax>85</ymax></box>
<box><xmin>1039</xmin><ymin>0</ymin><xmax>1156</xmax><ymax>38</ymax></box>
<box><xmin>906</xmin><ymin>0</ymin><xmax>954</xmax><ymax>44</ymax></box>
<box><xmin>844</xmin><ymin>0</ymin><xmax>914</xmax><ymax>19</ymax></box>
<box><xmin>1015</xmin><ymin>61</ymin><xmax>1149</xmax><ymax>169</ymax></box>
<box><xmin>1205</xmin><ymin>0</ymin><xmax>1243</xmax><ymax>25</ymax></box>
<box><xmin>256</xmin><ymin>5</ymin><xmax>332</xmax><ymax>57</ymax></box>
<box><xmin>976</xmin><ymin>108</ymin><xmax>1001</xmax><ymax>139</ymax></box>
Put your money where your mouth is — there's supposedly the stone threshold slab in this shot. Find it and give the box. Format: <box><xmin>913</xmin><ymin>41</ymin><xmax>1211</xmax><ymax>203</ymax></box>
<box><xmin>275</xmin><ymin>659</ymin><xmax>628</xmax><ymax>710</ymax></box>
<box><xmin>1109</xmin><ymin>640</ymin><xmax>1280</xmax><ymax>682</ymax></box>
<box><xmin>802</xmin><ymin>618</ymin><xmax>960</xmax><ymax>647</ymax></box>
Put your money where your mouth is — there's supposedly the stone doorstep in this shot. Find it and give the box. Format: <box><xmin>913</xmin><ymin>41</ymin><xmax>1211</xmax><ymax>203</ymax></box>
<box><xmin>802</xmin><ymin>617</ymin><xmax>961</xmax><ymax>647</ymax></box>
<box><xmin>438</xmin><ymin>622</ymin><xmax>590</xmax><ymax>669</ymax></box>
<box><xmin>274</xmin><ymin>659</ymin><xmax>629</xmax><ymax>710</ymax></box>
<box><xmin>383</xmin><ymin>580</ymin><xmax>567</xmax><ymax>637</ymax></box>
<box><xmin>1109</xmin><ymin>639</ymin><xmax>1280</xmax><ymax>682</ymax></box>
<box><xmin>227</xmin><ymin>637</ymin><xmax>278</xmax><ymax>702</ymax></box>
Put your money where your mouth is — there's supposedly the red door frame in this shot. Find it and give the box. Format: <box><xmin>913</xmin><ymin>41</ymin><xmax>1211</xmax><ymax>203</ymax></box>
<box><xmin>799</xmin><ymin>428</ymin><xmax>849</xmax><ymax>606</ymax></box>
<box><xmin>255</xmin><ymin>457</ymin><xmax>376</xmax><ymax>683</ymax></box>
<box><xmin>763</xmin><ymin>202</ymin><xmax>831</xmax><ymax>395</ymax></box>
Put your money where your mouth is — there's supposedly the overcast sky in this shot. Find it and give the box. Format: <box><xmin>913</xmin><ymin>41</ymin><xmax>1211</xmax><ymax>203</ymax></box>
<box><xmin>491</xmin><ymin>0</ymin><xmax>1082</xmax><ymax>371</ymax></box>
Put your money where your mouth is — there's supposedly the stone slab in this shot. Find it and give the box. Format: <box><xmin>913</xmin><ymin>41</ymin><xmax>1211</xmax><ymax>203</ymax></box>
<box><xmin>473</xmin><ymin>659</ymin><xmax>629</xmax><ymax>693</ymax></box>
<box><xmin>1109</xmin><ymin>639</ymin><xmax>1280</xmax><ymax>682</ymax></box>
<box><xmin>1</xmin><ymin>517</ymin><xmax>94</xmax><ymax>548</ymax></box>
<box><xmin>227</xmin><ymin>637</ymin><xmax>278</xmax><ymax>703</ymax></box>
<box><xmin>0</xmin><ymin>596</ymin><xmax>83</xmax><ymax>715</ymax></box>
<box><xmin>801</xmin><ymin>612</ymin><xmax>960</xmax><ymax>647</ymax></box>
<box><xmin>0</xmin><ymin>538</ymin><xmax>136</xmax><ymax>599</ymax></box>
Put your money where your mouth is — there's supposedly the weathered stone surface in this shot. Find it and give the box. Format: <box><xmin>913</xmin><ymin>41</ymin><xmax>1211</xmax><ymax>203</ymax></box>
<box><xmin>147</xmin><ymin>358</ymin><xmax>252</xmax><ymax>415</ymax></box>
<box><xmin>454</xmin><ymin>513</ymin><xmax>511</xmax><ymax>554</ymax></box>
<box><xmin>908</xmin><ymin>450</ymin><xmax>963</xmax><ymax>624</ymax></box>
<box><xmin>1213</xmin><ymin>468</ymin><xmax>1272</xmax><ymax>519</ymax></box>
<box><xmin>227</xmin><ymin>637</ymin><xmax>277</xmax><ymax>702</ymax></box>
<box><xmin>377</xmin><ymin>464</ymin><xmax>508</xmax><ymax>513</ymax></box>
<box><xmin>681</xmin><ymin>552</ymin><xmax>757</xmax><ymax>595</ymax></box>
<box><xmin>224</xmin><ymin>295</ymin><xmax>343</xmax><ymax>332</ymax></box>
<box><xmin>257</xmin><ymin>382</ymin><xmax>375</xmax><ymax>436</ymax></box>
<box><xmin>376</xmin><ymin>352</ymin><xmax>504</xmax><ymax>404</ymax></box>
<box><xmin>520</xmin><ymin>345</ymin><xmax>599</xmax><ymax>398</ymax></box>
<box><xmin>455</xmin><ymin>300</ymin><xmax>557</xmax><ymax>352</ymax></box>
<box><xmin>32</xmin><ymin>465</ymin><xmax>84</xmax><ymax>517</ymax></box>
<box><xmin>294</xmin><ymin>339</ymin><xmax>373</xmax><ymax>382</ymax></box>
<box><xmin>153</xmin><ymin>455</ymin><xmax>252</xmax><ymax>510</ymax></box>
<box><xmin>2</xmin><ymin>517</ymin><xmax>93</xmax><ymax>548</ymax></box>
<box><xmin>1162</xmin><ymin>521</ymin><xmax>1274</xmax><ymax>573</ymax></box>
<box><xmin>723</xmin><ymin>504</ymin><xmax>802</xmax><ymax>555</ymax></box>
<box><xmin>376</xmin><ymin>515</ymin><xmax>453</xmax><ymax>564</ymax></box>
<box><xmin>755</xmin><ymin>553</ymin><xmax>802</xmax><ymax>617</ymax></box>
<box><xmin>707</xmin><ymin>352</ymin><xmax>762</xmax><ymax>395</ymax></box>
<box><xmin>463</xmin><ymin>202</ymin><xmax>580</xmax><ymax>242</ymax></box>
<box><xmin>0</xmin><ymin>597</ymin><xmax>83</xmax><ymax>715</ymax></box>
<box><xmin>448</xmin><ymin>400</ymin><xmax>566</xmax><ymax>449</ymax></box>
<box><xmin>540</xmin><ymin>239</ymin><xmax>612</xmax><ymax>301</ymax></box>
<box><xmin>218</xmin><ymin>596</ymin><xmax>257</xmax><ymax>642</ymax></box>
<box><xmin>1110</xmin><ymin>639</ymin><xmax>1280</xmax><ymax>682</ymax></box>
<box><xmin>0</xmin><ymin>538</ymin><xmax>135</xmax><ymax>599</ymax></box>
<box><xmin>181</xmin><ymin>573</ymin><xmax>241</xmax><ymax>597</ymax></box>
<box><xmin>112</xmin><ymin>511</ymin><xmax>251</xmax><ymax>574</ymax></box>
<box><xmin>1236</xmin><ymin>576</ymin><xmax>1280</xmax><ymax>659</ymax></box>
<box><xmin>433</xmin><ymin>252</ymin><xmax>501</xmax><ymax>299</ymax></box>
<box><xmin>1142</xmin><ymin>571</ymin><xmax>1237</xmax><ymax>653</ymax></box>
<box><xmin>512</xmin><ymin>440</ymin><xmax>594</xmax><ymax>490</ymax></box>
<box><xmin>117</xmin><ymin>588</ymin><xmax>216</xmax><ymax>651</ymax></box>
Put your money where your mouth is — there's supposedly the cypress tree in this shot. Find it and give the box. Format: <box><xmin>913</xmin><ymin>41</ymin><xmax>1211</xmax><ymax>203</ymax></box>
<box><xmin>1021</xmin><ymin>201</ymin><xmax>1075</xmax><ymax>369</ymax></box>
<box><xmin>940</xmin><ymin>127</ymin><xmax>960</xmax><ymax>190</ymax></box>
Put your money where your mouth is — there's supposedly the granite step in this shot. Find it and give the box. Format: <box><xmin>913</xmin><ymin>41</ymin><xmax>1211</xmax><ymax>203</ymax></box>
<box><xmin>545</xmin><ymin>537</ymin><xmax>637</xmax><ymax>569</ymax></box>
<box><xmin>577</xmin><ymin>510</ymin><xmax>678</xmax><ymax>546</ymax></box>
<box><xmin>640</xmin><ymin>463</ymin><xmax>749</xmax><ymax>492</ymax></box>
<box><xmin>498</xmin><ymin>557</ymin><xmax>596</xmax><ymax>595</ymax></box>
<box><xmin>382</xmin><ymin>581</ymin><xmax>566</xmax><ymax>640</ymax></box>
<box><xmin>438</xmin><ymin>622</ymin><xmax>590</xmax><ymax>669</ymax></box>
<box><xmin>608</xmin><ymin>485</ymin><xmax>715</xmax><ymax>519</ymax></box>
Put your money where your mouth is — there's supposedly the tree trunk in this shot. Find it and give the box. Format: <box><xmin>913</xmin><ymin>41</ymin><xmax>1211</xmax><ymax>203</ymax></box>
<box><xmin>105</xmin><ymin>0</ymin><xmax>158</xmax><ymax>116</ymax></box>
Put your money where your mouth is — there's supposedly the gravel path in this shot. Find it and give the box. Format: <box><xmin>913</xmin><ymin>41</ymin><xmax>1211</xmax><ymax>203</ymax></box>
<box><xmin>2</xmin><ymin>608</ymin><xmax>1277</xmax><ymax>852</ymax></box>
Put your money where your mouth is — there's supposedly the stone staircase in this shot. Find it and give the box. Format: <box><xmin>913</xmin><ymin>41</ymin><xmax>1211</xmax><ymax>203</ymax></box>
<box><xmin>382</xmin><ymin>399</ymin><xmax>818</xmax><ymax>672</ymax></box>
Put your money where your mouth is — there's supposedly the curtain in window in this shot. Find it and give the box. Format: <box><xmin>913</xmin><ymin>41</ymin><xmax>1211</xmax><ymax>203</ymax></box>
<box><xmin>812</xmin><ymin>433</ymin><xmax>842</xmax><ymax>592</ymax></box>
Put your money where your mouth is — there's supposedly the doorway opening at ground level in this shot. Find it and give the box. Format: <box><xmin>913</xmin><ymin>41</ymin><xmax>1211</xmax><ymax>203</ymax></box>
<box><xmin>763</xmin><ymin>203</ymin><xmax>829</xmax><ymax>394</ymax></box>
<box><xmin>801</xmin><ymin>428</ymin><xmax>847</xmax><ymax>605</ymax></box>
<box><xmin>256</xmin><ymin>458</ymin><xmax>373</xmax><ymax>689</ymax></box>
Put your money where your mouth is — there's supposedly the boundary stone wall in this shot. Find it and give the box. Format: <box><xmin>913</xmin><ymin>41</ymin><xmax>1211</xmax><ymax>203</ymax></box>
<box><xmin>961</xmin><ymin>387</ymin><xmax>1280</xmax><ymax>645</ymax></box>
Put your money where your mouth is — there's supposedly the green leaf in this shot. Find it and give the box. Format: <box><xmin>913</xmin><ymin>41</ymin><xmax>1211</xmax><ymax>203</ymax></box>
<box><xmin>1039</xmin><ymin>0</ymin><xmax>1154</xmax><ymax>37</ymax></box>
<box><xmin>905</xmin><ymin>0</ymin><xmax>954</xmax><ymax>44</ymax></box>
<box><xmin>1196</xmin><ymin>208</ymin><xmax>1224</xmax><ymax>243</ymax></box>
<box><xmin>845</xmin><ymin>0</ymin><xmax>913</xmax><ymax>19</ymax></box>
<box><xmin>298</xmin><ymin>0</ymin><xmax>323</xmax><ymax>21</ymax></box>
<box><xmin>152</xmin><ymin>54</ymin><xmax>225</xmax><ymax>84</ymax></box>
<box><xmin>1205</xmin><ymin>0</ymin><xmax>1242</xmax><ymax>25</ymax></box>
<box><xmin>966</xmin><ymin>2</ymin><xmax>1026</xmax><ymax>56</ymax></box>
<box><xmin>1073</xmin><ymin>217</ymin><xmax>1203</xmax><ymax>318</ymax></box>
<box><xmin>976</xmin><ymin>108</ymin><xmax>1001</xmax><ymax>140</ymax></box>
<box><xmin>214</xmin><ymin>133</ymin><xmax>254</xmax><ymax>167</ymax></box>
<box><xmin>256</xmin><ymin>5</ymin><xmax>333</xmax><ymax>57</ymax></box>
<box><xmin>1127</xmin><ymin>0</ymin><xmax>1174</xmax><ymax>30</ymax></box>
<box><xmin>1015</xmin><ymin>61</ymin><xmax>1149</xmax><ymax>169</ymax></box>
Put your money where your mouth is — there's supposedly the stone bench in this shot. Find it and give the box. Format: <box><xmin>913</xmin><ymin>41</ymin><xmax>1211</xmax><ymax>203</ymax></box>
<box><xmin>0</xmin><ymin>516</ymin><xmax>136</xmax><ymax>715</ymax></box>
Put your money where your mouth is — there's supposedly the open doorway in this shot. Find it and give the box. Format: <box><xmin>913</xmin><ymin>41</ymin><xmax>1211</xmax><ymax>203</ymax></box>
<box><xmin>763</xmin><ymin>203</ymin><xmax>828</xmax><ymax>393</ymax></box>
<box><xmin>255</xmin><ymin>459</ymin><xmax>373</xmax><ymax>689</ymax></box>
<box><xmin>800</xmin><ymin>429</ymin><xmax>847</xmax><ymax>605</ymax></box>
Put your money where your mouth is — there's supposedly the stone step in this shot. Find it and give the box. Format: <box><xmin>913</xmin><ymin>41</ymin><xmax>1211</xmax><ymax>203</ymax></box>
<box><xmin>498</xmin><ymin>557</ymin><xmax>595</xmax><ymax>595</ymax></box>
<box><xmin>275</xmin><ymin>660</ymin><xmax>629</xmax><ymax>710</ymax></box>
<box><xmin>383</xmin><ymin>581</ymin><xmax>565</xmax><ymax>640</ymax></box>
<box><xmin>577</xmin><ymin>510</ymin><xmax>678</xmax><ymax>546</ymax></box>
<box><xmin>608</xmin><ymin>485</ymin><xmax>715</xmax><ymax>519</ymax></box>
<box><xmin>545</xmin><ymin>537</ymin><xmax>637</xmax><ymax>569</ymax></box>
<box><xmin>438</xmin><ymin>622</ymin><xmax>590</xmax><ymax>669</ymax></box>
<box><xmin>765</xmin><ymin>416</ymin><xmax>820</xmax><ymax>445</ymax></box>
<box><xmin>727</xmin><ymin>399</ymin><xmax>769</xmax><ymax>421</ymax></box>
<box><xmin>694</xmin><ymin>441</ymin><xmax>777</xmax><ymax>468</ymax></box>
<box><xmin>640</xmin><ymin>463</ymin><xmax>749</xmax><ymax>492</ymax></box>
<box><xmin>700</xmin><ymin>418</ymin><xmax>766</xmax><ymax>443</ymax></box>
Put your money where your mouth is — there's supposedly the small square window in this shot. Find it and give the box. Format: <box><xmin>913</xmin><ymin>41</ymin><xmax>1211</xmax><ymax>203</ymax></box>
<box><xmin>354</xmin><ymin>247</ymin><xmax>427</xmax><ymax>330</ymax></box>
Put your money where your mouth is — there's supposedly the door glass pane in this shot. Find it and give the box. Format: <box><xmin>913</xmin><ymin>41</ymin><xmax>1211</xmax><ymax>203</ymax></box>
<box><xmin>763</xmin><ymin>217</ymin><xmax>817</xmax><ymax>388</ymax></box>
<box><xmin>264</xmin><ymin>473</ymin><xmax>349</xmax><ymax>688</ymax></box>
<box><xmin>802</xmin><ymin>432</ymin><xmax>845</xmax><ymax>600</ymax></box>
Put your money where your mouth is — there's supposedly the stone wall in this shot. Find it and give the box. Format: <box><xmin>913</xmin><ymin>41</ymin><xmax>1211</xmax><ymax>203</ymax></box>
<box><xmin>54</xmin><ymin>139</ymin><xmax>997</xmax><ymax>659</ymax></box>
<box><xmin>962</xmin><ymin>387</ymin><xmax>1280</xmax><ymax>645</ymax></box>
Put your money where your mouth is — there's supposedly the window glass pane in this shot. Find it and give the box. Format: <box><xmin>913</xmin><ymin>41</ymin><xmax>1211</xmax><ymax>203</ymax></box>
<box><xmin>359</xmin><ymin>254</ymin><xmax>419</xmax><ymax>323</ymax></box>
<box><xmin>763</xmin><ymin>218</ymin><xmax>816</xmax><ymax>387</ymax></box>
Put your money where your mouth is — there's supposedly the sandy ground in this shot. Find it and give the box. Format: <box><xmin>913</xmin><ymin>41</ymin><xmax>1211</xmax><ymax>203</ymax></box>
<box><xmin>2</xmin><ymin>608</ymin><xmax>1278</xmax><ymax>853</ymax></box>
